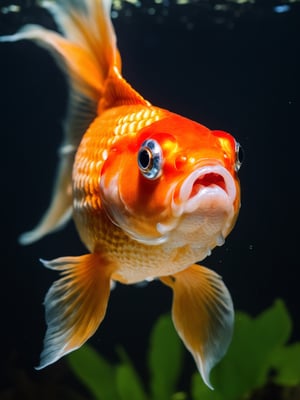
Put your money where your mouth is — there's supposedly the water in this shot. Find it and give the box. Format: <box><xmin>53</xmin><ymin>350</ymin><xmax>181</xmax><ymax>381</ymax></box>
<box><xmin>0</xmin><ymin>0</ymin><xmax>299</xmax><ymax>396</ymax></box>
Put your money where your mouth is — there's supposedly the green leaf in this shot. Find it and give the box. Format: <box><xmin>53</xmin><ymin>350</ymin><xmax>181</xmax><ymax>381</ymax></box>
<box><xmin>191</xmin><ymin>300</ymin><xmax>293</xmax><ymax>400</ymax></box>
<box><xmin>116</xmin><ymin>363</ymin><xmax>148</xmax><ymax>400</ymax></box>
<box><xmin>67</xmin><ymin>344</ymin><xmax>119</xmax><ymax>400</ymax></box>
<box><xmin>171</xmin><ymin>392</ymin><xmax>188</xmax><ymax>400</ymax></box>
<box><xmin>248</xmin><ymin>298</ymin><xmax>292</xmax><ymax>386</ymax></box>
<box><xmin>191</xmin><ymin>373</ymin><xmax>222</xmax><ymax>400</ymax></box>
<box><xmin>148</xmin><ymin>314</ymin><xmax>184</xmax><ymax>400</ymax></box>
<box><xmin>210</xmin><ymin>312</ymin><xmax>256</xmax><ymax>400</ymax></box>
<box><xmin>271</xmin><ymin>343</ymin><xmax>300</xmax><ymax>386</ymax></box>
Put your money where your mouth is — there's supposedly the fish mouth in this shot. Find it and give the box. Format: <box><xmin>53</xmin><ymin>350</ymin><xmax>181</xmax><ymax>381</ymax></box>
<box><xmin>173</xmin><ymin>165</ymin><xmax>236</xmax><ymax>216</ymax></box>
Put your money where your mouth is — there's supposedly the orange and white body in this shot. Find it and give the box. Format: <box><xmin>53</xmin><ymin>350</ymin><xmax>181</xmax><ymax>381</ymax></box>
<box><xmin>1</xmin><ymin>0</ymin><xmax>242</xmax><ymax>388</ymax></box>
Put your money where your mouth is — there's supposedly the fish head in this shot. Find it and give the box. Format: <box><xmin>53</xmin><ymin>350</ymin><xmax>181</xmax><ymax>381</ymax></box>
<box><xmin>100</xmin><ymin>112</ymin><xmax>242</xmax><ymax>247</ymax></box>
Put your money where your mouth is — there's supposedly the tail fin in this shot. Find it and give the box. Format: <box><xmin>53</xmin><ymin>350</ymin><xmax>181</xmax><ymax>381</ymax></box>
<box><xmin>1</xmin><ymin>0</ymin><xmax>120</xmax><ymax>244</ymax></box>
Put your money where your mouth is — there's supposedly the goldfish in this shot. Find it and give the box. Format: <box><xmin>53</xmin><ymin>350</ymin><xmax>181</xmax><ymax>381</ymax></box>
<box><xmin>1</xmin><ymin>0</ymin><xmax>242</xmax><ymax>388</ymax></box>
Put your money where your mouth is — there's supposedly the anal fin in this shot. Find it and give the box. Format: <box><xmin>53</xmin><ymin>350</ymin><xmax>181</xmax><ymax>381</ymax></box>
<box><xmin>36</xmin><ymin>253</ymin><xmax>115</xmax><ymax>369</ymax></box>
<box><xmin>160</xmin><ymin>264</ymin><xmax>234</xmax><ymax>389</ymax></box>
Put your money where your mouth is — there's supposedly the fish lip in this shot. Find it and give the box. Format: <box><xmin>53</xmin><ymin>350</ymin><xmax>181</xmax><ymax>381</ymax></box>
<box><xmin>172</xmin><ymin>164</ymin><xmax>236</xmax><ymax>216</ymax></box>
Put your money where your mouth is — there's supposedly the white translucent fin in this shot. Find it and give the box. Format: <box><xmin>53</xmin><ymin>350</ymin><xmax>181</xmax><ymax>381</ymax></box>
<box><xmin>19</xmin><ymin>155</ymin><xmax>74</xmax><ymax>245</ymax></box>
<box><xmin>0</xmin><ymin>0</ymin><xmax>120</xmax><ymax>243</ymax></box>
<box><xmin>161</xmin><ymin>264</ymin><xmax>234</xmax><ymax>389</ymax></box>
<box><xmin>36</xmin><ymin>254</ymin><xmax>115</xmax><ymax>369</ymax></box>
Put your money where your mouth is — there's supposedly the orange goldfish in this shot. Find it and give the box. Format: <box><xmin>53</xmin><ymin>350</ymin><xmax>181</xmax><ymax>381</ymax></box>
<box><xmin>2</xmin><ymin>0</ymin><xmax>242</xmax><ymax>388</ymax></box>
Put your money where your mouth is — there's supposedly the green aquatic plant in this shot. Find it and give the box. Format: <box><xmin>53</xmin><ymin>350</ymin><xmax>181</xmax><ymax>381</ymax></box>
<box><xmin>67</xmin><ymin>299</ymin><xmax>300</xmax><ymax>400</ymax></box>
<box><xmin>68</xmin><ymin>315</ymin><xmax>184</xmax><ymax>400</ymax></box>
<box><xmin>191</xmin><ymin>299</ymin><xmax>300</xmax><ymax>400</ymax></box>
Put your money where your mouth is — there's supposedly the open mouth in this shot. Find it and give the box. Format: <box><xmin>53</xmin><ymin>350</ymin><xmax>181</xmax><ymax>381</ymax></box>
<box><xmin>174</xmin><ymin>165</ymin><xmax>236</xmax><ymax>214</ymax></box>
<box><xmin>189</xmin><ymin>173</ymin><xmax>227</xmax><ymax>198</ymax></box>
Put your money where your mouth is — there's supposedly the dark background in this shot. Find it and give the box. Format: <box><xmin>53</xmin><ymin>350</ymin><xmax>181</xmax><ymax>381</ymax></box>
<box><xmin>0</xmin><ymin>0</ymin><xmax>299</xmax><ymax>396</ymax></box>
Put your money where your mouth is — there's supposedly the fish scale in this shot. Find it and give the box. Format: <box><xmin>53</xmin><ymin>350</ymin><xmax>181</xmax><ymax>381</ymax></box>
<box><xmin>73</xmin><ymin>105</ymin><xmax>163</xmax><ymax>213</ymax></box>
<box><xmin>72</xmin><ymin>105</ymin><xmax>165</xmax><ymax>253</ymax></box>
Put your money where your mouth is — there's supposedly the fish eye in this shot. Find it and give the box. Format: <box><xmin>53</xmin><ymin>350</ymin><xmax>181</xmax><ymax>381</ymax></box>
<box><xmin>235</xmin><ymin>141</ymin><xmax>244</xmax><ymax>172</ymax></box>
<box><xmin>137</xmin><ymin>139</ymin><xmax>163</xmax><ymax>180</ymax></box>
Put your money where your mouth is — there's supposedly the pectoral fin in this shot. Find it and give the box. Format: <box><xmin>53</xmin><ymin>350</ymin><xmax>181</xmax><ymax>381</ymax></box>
<box><xmin>160</xmin><ymin>264</ymin><xmax>234</xmax><ymax>389</ymax></box>
<box><xmin>36</xmin><ymin>253</ymin><xmax>115</xmax><ymax>369</ymax></box>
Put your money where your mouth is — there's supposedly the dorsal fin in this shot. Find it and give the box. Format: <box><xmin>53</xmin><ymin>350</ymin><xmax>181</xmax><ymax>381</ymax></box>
<box><xmin>98</xmin><ymin>66</ymin><xmax>150</xmax><ymax>113</ymax></box>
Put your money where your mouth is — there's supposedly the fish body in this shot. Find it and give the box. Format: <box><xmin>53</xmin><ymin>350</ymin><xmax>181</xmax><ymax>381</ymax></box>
<box><xmin>74</xmin><ymin>101</ymin><xmax>239</xmax><ymax>283</ymax></box>
<box><xmin>1</xmin><ymin>0</ymin><xmax>242</xmax><ymax>388</ymax></box>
